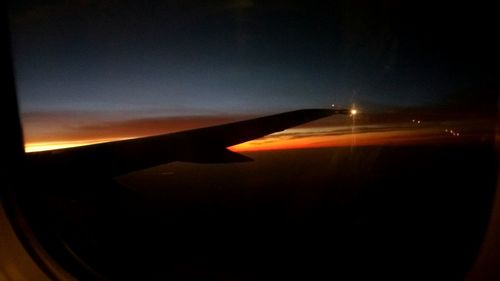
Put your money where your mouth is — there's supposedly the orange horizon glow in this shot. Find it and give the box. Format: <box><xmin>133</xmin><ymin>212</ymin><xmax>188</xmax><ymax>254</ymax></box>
<box><xmin>24</xmin><ymin>126</ymin><xmax>468</xmax><ymax>153</ymax></box>
<box><xmin>23</xmin><ymin>109</ymin><xmax>488</xmax><ymax>154</ymax></box>
<box><xmin>230</xmin><ymin>129</ymin><xmax>453</xmax><ymax>152</ymax></box>
<box><xmin>24</xmin><ymin>137</ymin><xmax>136</xmax><ymax>153</ymax></box>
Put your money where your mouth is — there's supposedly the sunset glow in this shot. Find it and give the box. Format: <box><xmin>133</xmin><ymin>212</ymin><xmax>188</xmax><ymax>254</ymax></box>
<box><xmin>24</xmin><ymin>121</ymin><xmax>476</xmax><ymax>154</ymax></box>
<box><xmin>25</xmin><ymin>137</ymin><xmax>135</xmax><ymax>153</ymax></box>
<box><xmin>230</xmin><ymin>127</ymin><xmax>452</xmax><ymax>152</ymax></box>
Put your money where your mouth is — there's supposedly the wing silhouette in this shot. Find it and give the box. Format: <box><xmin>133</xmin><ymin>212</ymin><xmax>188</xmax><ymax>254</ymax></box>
<box><xmin>25</xmin><ymin>108</ymin><xmax>349</xmax><ymax>178</ymax></box>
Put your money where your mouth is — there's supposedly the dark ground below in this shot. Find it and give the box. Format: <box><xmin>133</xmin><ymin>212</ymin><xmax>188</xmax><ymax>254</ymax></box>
<box><xmin>18</xmin><ymin>143</ymin><xmax>498</xmax><ymax>280</ymax></box>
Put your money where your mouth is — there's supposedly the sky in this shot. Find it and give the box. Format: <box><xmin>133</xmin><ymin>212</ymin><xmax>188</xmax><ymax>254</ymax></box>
<box><xmin>7</xmin><ymin>1</ymin><xmax>498</xmax><ymax>152</ymax></box>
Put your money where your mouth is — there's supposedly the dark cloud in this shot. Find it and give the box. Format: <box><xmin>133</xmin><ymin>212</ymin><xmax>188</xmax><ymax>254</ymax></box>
<box><xmin>22</xmin><ymin>110</ymin><xmax>256</xmax><ymax>143</ymax></box>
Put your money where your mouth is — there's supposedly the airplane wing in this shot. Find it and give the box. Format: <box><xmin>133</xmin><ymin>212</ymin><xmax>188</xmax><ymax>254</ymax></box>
<box><xmin>25</xmin><ymin>108</ymin><xmax>350</xmax><ymax>178</ymax></box>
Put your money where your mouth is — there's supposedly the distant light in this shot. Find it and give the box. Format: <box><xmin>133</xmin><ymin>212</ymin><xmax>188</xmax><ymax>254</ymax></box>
<box><xmin>350</xmin><ymin>109</ymin><xmax>357</xmax><ymax>115</ymax></box>
<box><xmin>412</xmin><ymin>119</ymin><xmax>415</xmax><ymax>123</ymax></box>
<box><xmin>417</xmin><ymin>120</ymin><xmax>421</xmax><ymax>124</ymax></box>
<box><xmin>457</xmin><ymin>133</ymin><xmax>460</xmax><ymax>136</ymax></box>
<box><xmin>331</xmin><ymin>104</ymin><xmax>335</xmax><ymax>107</ymax></box>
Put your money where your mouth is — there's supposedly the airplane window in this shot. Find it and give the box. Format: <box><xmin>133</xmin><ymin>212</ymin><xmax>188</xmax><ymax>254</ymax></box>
<box><xmin>4</xmin><ymin>1</ymin><xmax>498</xmax><ymax>280</ymax></box>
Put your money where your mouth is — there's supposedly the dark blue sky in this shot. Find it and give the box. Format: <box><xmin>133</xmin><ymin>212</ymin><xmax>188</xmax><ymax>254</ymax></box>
<box><xmin>8</xmin><ymin>1</ymin><xmax>497</xmax><ymax>119</ymax></box>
